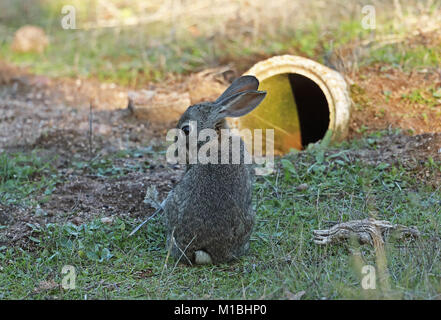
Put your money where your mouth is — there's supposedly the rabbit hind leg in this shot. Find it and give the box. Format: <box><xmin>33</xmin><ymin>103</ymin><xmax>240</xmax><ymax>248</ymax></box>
<box><xmin>232</xmin><ymin>241</ymin><xmax>250</xmax><ymax>259</ymax></box>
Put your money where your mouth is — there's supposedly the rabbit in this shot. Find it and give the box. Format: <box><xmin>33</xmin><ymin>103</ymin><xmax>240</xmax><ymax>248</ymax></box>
<box><xmin>163</xmin><ymin>75</ymin><xmax>267</xmax><ymax>265</ymax></box>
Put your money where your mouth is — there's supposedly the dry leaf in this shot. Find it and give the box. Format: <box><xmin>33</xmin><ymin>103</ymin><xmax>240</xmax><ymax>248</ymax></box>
<box><xmin>34</xmin><ymin>279</ymin><xmax>59</xmax><ymax>293</ymax></box>
<box><xmin>284</xmin><ymin>289</ymin><xmax>305</xmax><ymax>300</ymax></box>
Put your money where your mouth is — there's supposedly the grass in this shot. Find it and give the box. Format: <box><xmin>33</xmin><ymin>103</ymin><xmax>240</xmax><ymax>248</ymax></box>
<box><xmin>1</xmin><ymin>0</ymin><xmax>441</xmax><ymax>300</ymax></box>
<box><xmin>364</xmin><ymin>44</ymin><xmax>441</xmax><ymax>71</ymax></box>
<box><xmin>2</xmin><ymin>1</ymin><xmax>440</xmax><ymax>85</ymax></box>
<box><xmin>1</xmin><ymin>134</ymin><xmax>440</xmax><ymax>299</ymax></box>
<box><xmin>0</xmin><ymin>25</ymin><xmax>324</xmax><ymax>85</ymax></box>
<box><xmin>70</xmin><ymin>147</ymin><xmax>161</xmax><ymax>178</ymax></box>
<box><xmin>0</xmin><ymin>151</ymin><xmax>59</xmax><ymax>206</ymax></box>
<box><xmin>401</xmin><ymin>87</ymin><xmax>441</xmax><ymax>108</ymax></box>
<box><xmin>2</xmin><ymin>24</ymin><xmax>439</xmax><ymax>87</ymax></box>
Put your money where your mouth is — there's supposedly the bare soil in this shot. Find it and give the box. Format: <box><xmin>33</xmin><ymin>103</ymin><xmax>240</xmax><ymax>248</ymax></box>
<box><xmin>330</xmin><ymin>132</ymin><xmax>441</xmax><ymax>188</ymax></box>
<box><xmin>349</xmin><ymin>65</ymin><xmax>441</xmax><ymax>138</ymax></box>
<box><xmin>0</xmin><ymin>63</ymin><xmax>184</xmax><ymax>247</ymax></box>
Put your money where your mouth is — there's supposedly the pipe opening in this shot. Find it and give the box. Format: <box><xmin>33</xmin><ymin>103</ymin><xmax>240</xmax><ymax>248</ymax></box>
<box><xmin>288</xmin><ymin>73</ymin><xmax>330</xmax><ymax>146</ymax></box>
<box><xmin>252</xmin><ymin>72</ymin><xmax>331</xmax><ymax>151</ymax></box>
<box><xmin>231</xmin><ymin>60</ymin><xmax>338</xmax><ymax>155</ymax></box>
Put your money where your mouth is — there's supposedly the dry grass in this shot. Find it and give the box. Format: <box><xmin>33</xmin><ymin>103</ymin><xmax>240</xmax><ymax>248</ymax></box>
<box><xmin>2</xmin><ymin>0</ymin><xmax>441</xmax><ymax>83</ymax></box>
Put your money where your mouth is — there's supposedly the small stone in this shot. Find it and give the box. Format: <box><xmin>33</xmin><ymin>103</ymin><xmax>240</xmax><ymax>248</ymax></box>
<box><xmin>101</xmin><ymin>217</ymin><xmax>113</xmax><ymax>225</ymax></box>
<box><xmin>34</xmin><ymin>280</ymin><xmax>58</xmax><ymax>292</ymax></box>
<box><xmin>12</xmin><ymin>25</ymin><xmax>49</xmax><ymax>53</ymax></box>
<box><xmin>296</xmin><ymin>183</ymin><xmax>309</xmax><ymax>191</ymax></box>
<box><xmin>72</xmin><ymin>216</ymin><xmax>83</xmax><ymax>226</ymax></box>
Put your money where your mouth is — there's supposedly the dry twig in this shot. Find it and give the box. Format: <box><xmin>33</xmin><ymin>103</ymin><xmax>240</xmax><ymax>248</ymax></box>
<box><xmin>313</xmin><ymin>218</ymin><xmax>420</xmax><ymax>246</ymax></box>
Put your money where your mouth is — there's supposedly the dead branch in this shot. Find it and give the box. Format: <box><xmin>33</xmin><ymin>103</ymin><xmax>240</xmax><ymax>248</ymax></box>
<box><xmin>313</xmin><ymin>218</ymin><xmax>420</xmax><ymax>246</ymax></box>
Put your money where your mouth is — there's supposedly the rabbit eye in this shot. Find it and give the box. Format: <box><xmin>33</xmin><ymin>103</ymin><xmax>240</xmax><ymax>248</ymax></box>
<box><xmin>181</xmin><ymin>125</ymin><xmax>190</xmax><ymax>135</ymax></box>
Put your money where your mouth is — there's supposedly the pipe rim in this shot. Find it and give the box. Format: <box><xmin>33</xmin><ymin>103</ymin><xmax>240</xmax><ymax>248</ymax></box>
<box><xmin>240</xmin><ymin>55</ymin><xmax>351</xmax><ymax>143</ymax></box>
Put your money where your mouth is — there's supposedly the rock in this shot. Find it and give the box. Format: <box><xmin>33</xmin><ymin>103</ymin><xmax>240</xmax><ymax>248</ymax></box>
<box><xmin>101</xmin><ymin>217</ymin><xmax>114</xmax><ymax>225</ymax></box>
<box><xmin>72</xmin><ymin>216</ymin><xmax>83</xmax><ymax>226</ymax></box>
<box><xmin>129</xmin><ymin>90</ymin><xmax>191</xmax><ymax>123</ymax></box>
<box><xmin>11</xmin><ymin>25</ymin><xmax>49</xmax><ymax>53</ymax></box>
<box><xmin>96</xmin><ymin>124</ymin><xmax>112</xmax><ymax>135</ymax></box>
<box><xmin>128</xmin><ymin>90</ymin><xmax>156</xmax><ymax>105</ymax></box>
<box><xmin>187</xmin><ymin>68</ymin><xmax>229</xmax><ymax>104</ymax></box>
<box><xmin>296</xmin><ymin>183</ymin><xmax>309</xmax><ymax>191</ymax></box>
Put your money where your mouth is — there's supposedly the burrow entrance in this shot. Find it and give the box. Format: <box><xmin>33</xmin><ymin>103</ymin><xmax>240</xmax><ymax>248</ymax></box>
<box><xmin>231</xmin><ymin>71</ymin><xmax>332</xmax><ymax>154</ymax></box>
<box><xmin>288</xmin><ymin>73</ymin><xmax>330</xmax><ymax>146</ymax></box>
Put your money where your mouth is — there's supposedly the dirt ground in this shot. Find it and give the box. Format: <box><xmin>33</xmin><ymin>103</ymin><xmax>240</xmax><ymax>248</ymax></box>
<box><xmin>1</xmin><ymin>60</ymin><xmax>441</xmax><ymax>247</ymax></box>
<box><xmin>0</xmin><ymin>62</ymin><xmax>185</xmax><ymax>247</ymax></box>
<box><xmin>349</xmin><ymin>65</ymin><xmax>441</xmax><ymax>137</ymax></box>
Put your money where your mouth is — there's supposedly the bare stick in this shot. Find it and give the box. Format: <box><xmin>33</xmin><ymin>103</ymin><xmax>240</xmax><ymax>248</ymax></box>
<box><xmin>313</xmin><ymin>218</ymin><xmax>420</xmax><ymax>245</ymax></box>
<box><xmin>89</xmin><ymin>101</ymin><xmax>93</xmax><ymax>157</ymax></box>
<box><xmin>128</xmin><ymin>207</ymin><xmax>162</xmax><ymax>237</ymax></box>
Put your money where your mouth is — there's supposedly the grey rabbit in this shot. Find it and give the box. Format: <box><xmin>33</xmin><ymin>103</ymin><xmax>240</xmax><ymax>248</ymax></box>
<box><xmin>164</xmin><ymin>75</ymin><xmax>266</xmax><ymax>265</ymax></box>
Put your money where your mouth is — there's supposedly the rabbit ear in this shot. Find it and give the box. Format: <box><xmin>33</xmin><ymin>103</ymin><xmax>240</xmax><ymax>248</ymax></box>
<box><xmin>216</xmin><ymin>90</ymin><xmax>266</xmax><ymax>118</ymax></box>
<box><xmin>215</xmin><ymin>75</ymin><xmax>260</xmax><ymax>104</ymax></box>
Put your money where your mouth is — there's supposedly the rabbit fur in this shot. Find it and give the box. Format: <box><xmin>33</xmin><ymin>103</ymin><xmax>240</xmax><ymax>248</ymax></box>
<box><xmin>164</xmin><ymin>75</ymin><xmax>266</xmax><ymax>265</ymax></box>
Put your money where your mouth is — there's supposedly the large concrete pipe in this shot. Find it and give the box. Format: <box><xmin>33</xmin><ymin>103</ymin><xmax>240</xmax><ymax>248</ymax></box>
<box><xmin>227</xmin><ymin>55</ymin><xmax>351</xmax><ymax>155</ymax></box>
